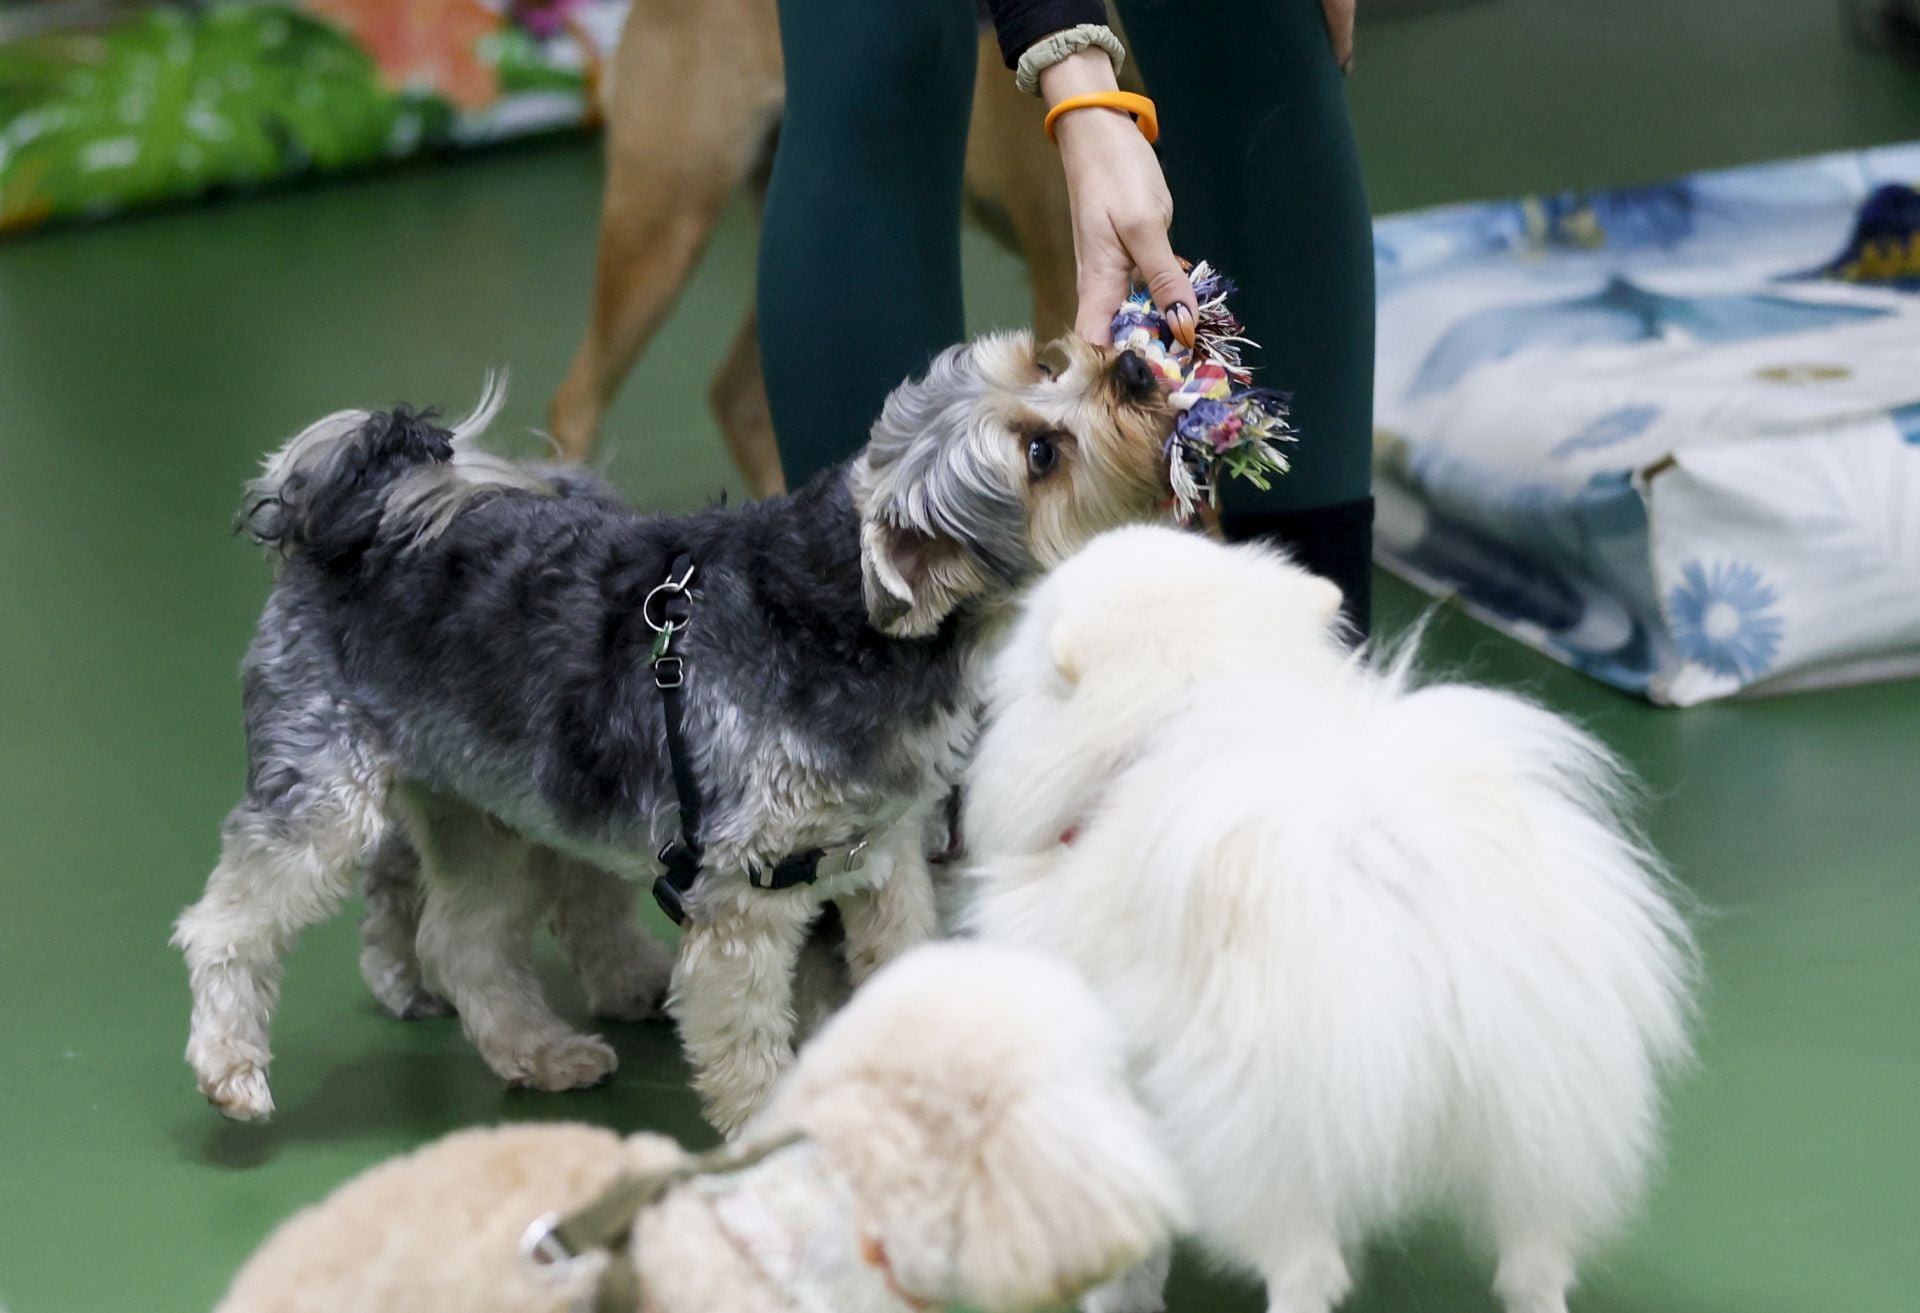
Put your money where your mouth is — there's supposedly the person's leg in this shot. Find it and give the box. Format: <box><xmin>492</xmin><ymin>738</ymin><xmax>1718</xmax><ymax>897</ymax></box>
<box><xmin>758</xmin><ymin>0</ymin><xmax>979</xmax><ymax>487</ymax></box>
<box><xmin>1114</xmin><ymin>0</ymin><xmax>1376</xmax><ymax>634</ymax></box>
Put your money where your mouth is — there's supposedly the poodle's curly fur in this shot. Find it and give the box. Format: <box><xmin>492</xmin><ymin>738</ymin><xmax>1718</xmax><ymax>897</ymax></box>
<box><xmin>215</xmin><ymin>943</ymin><xmax>1186</xmax><ymax>1313</ymax></box>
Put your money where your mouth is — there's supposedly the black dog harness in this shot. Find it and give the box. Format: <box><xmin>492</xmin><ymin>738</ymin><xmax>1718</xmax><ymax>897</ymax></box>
<box><xmin>643</xmin><ymin>554</ymin><xmax>869</xmax><ymax>925</ymax></box>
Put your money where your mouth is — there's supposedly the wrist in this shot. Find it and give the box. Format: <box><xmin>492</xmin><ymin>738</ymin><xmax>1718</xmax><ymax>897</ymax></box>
<box><xmin>1045</xmin><ymin>89</ymin><xmax>1159</xmax><ymax>148</ymax></box>
<box><xmin>1039</xmin><ymin>48</ymin><xmax>1120</xmax><ymax>107</ymax></box>
<box><xmin>1050</xmin><ymin>101</ymin><xmax>1137</xmax><ymax>156</ymax></box>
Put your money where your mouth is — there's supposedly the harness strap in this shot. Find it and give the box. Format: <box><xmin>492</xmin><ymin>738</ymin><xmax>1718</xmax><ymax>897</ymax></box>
<box><xmin>648</xmin><ymin>554</ymin><xmax>704</xmax><ymax>925</ymax></box>
<box><xmin>641</xmin><ymin>552</ymin><xmax>917</xmax><ymax>921</ymax></box>
<box><xmin>646</xmin><ymin>554</ymin><xmax>839</xmax><ymax>925</ymax></box>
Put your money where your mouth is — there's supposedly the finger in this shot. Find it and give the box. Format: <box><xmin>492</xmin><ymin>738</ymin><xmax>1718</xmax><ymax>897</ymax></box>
<box><xmin>1129</xmin><ymin>227</ymin><xmax>1198</xmax><ymax>345</ymax></box>
<box><xmin>1322</xmin><ymin>0</ymin><xmax>1356</xmax><ymax>71</ymax></box>
<box><xmin>1074</xmin><ymin>260</ymin><xmax>1133</xmax><ymax>346</ymax></box>
<box><xmin>1166</xmin><ymin>302</ymin><xmax>1197</xmax><ymax>350</ymax></box>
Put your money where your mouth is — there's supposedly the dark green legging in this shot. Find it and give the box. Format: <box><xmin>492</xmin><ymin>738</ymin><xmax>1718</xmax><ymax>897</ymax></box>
<box><xmin>758</xmin><ymin>0</ymin><xmax>1374</xmax><ymax>585</ymax></box>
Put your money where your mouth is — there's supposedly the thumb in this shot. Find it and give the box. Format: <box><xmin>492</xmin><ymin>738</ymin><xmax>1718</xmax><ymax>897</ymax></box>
<box><xmin>1133</xmin><ymin>231</ymin><xmax>1198</xmax><ymax>349</ymax></box>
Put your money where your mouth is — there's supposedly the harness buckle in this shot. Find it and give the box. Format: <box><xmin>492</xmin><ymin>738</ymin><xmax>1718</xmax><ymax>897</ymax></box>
<box><xmin>842</xmin><ymin>837</ymin><xmax>870</xmax><ymax>872</ymax></box>
<box><xmin>653</xmin><ymin>655</ymin><xmax>684</xmax><ymax>689</ymax></box>
<box><xmin>652</xmin><ymin>875</ymin><xmax>689</xmax><ymax>925</ymax></box>
<box><xmin>750</xmin><ymin>850</ymin><xmax>824</xmax><ymax>891</ymax></box>
<box><xmin>654</xmin><ymin>840</ymin><xmax>699</xmax><ymax>925</ymax></box>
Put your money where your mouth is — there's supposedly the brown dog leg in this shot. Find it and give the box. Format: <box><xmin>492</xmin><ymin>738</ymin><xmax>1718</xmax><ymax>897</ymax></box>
<box><xmin>710</xmin><ymin>311</ymin><xmax>787</xmax><ymax>499</ymax></box>
<box><xmin>550</xmin><ymin>0</ymin><xmax>783</xmax><ymax>462</ymax></box>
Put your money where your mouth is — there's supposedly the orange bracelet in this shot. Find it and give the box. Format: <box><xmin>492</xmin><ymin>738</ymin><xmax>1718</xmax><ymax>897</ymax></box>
<box><xmin>1043</xmin><ymin>91</ymin><xmax>1159</xmax><ymax>145</ymax></box>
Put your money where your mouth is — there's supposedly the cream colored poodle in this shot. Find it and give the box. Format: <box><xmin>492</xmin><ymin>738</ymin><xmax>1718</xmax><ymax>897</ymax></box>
<box><xmin>216</xmin><ymin>941</ymin><xmax>1185</xmax><ymax>1313</ymax></box>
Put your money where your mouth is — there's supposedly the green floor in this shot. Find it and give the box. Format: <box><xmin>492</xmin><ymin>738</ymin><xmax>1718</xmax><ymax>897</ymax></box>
<box><xmin>2</xmin><ymin>1</ymin><xmax>1918</xmax><ymax>1308</ymax></box>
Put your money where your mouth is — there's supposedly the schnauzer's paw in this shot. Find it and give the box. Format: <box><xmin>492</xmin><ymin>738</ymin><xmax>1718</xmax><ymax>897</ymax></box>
<box><xmin>200</xmin><ymin>1062</ymin><xmax>275</xmax><ymax>1122</ymax></box>
<box><xmin>360</xmin><ymin>954</ymin><xmax>452</xmax><ymax>1021</ymax></box>
<box><xmin>581</xmin><ymin>938</ymin><xmax>674</xmax><ymax>1023</ymax></box>
<box><xmin>587</xmin><ymin>964</ymin><xmax>672</xmax><ymax>1023</ymax></box>
<box><xmin>507</xmin><ymin>1033</ymin><xmax>618</xmax><ymax>1093</ymax></box>
<box><xmin>589</xmin><ymin>985</ymin><xmax>665</xmax><ymax>1024</ymax></box>
<box><xmin>391</xmin><ymin>988</ymin><xmax>454</xmax><ymax>1021</ymax></box>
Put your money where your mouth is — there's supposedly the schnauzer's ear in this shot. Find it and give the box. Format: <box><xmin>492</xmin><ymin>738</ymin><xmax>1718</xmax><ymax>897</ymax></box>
<box><xmin>861</xmin><ymin>521</ymin><xmax>990</xmax><ymax>638</ymax></box>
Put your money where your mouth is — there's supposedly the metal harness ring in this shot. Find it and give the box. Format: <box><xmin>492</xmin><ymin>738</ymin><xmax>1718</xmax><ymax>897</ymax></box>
<box><xmin>641</xmin><ymin>562</ymin><xmax>697</xmax><ymax>634</ymax></box>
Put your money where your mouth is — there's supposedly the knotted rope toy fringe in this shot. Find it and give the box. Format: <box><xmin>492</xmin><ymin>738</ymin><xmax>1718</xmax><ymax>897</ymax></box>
<box><xmin>1109</xmin><ymin>261</ymin><xmax>1296</xmax><ymax>521</ymax></box>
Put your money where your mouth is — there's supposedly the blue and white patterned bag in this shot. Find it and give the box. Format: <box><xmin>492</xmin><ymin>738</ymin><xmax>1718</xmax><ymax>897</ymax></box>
<box><xmin>1372</xmin><ymin>143</ymin><xmax>1920</xmax><ymax>703</ymax></box>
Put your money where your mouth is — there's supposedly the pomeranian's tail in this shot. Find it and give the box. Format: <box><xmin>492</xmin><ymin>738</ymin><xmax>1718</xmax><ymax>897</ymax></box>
<box><xmin>1376</xmin><ymin>679</ymin><xmax>1702</xmax><ymax>1257</ymax></box>
<box><xmin>237</xmin><ymin>374</ymin><xmax>542</xmax><ymax>565</ymax></box>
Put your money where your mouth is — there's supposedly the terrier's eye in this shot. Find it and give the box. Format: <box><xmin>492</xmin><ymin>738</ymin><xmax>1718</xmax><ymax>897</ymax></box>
<box><xmin>1027</xmin><ymin>432</ymin><xmax>1063</xmax><ymax>479</ymax></box>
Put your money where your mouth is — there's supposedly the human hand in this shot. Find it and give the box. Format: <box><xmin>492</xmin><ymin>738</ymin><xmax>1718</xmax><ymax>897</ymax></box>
<box><xmin>1040</xmin><ymin>50</ymin><xmax>1196</xmax><ymax>347</ymax></box>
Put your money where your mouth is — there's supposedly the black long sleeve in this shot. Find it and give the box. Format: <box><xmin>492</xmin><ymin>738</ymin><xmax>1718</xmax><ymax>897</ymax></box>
<box><xmin>983</xmin><ymin>0</ymin><xmax>1108</xmax><ymax>69</ymax></box>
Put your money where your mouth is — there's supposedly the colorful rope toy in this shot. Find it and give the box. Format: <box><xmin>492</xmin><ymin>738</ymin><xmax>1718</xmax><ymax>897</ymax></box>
<box><xmin>1109</xmin><ymin>261</ymin><xmax>1295</xmax><ymax>521</ymax></box>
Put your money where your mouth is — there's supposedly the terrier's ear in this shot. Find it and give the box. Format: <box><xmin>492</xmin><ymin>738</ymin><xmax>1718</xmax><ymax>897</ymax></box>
<box><xmin>861</xmin><ymin>521</ymin><xmax>989</xmax><ymax>638</ymax></box>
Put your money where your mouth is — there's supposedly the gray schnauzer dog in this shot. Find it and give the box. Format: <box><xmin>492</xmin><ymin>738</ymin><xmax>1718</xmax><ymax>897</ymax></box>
<box><xmin>174</xmin><ymin>333</ymin><xmax>1175</xmax><ymax>1133</ymax></box>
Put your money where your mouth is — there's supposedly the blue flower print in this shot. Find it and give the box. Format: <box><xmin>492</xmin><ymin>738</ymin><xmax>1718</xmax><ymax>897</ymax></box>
<box><xmin>1667</xmin><ymin>560</ymin><xmax>1784</xmax><ymax>681</ymax></box>
<box><xmin>1893</xmin><ymin>402</ymin><xmax>1920</xmax><ymax>445</ymax></box>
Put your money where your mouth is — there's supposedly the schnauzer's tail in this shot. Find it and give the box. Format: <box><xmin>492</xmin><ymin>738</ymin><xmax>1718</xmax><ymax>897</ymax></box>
<box><xmin>237</xmin><ymin>374</ymin><xmax>545</xmax><ymax>565</ymax></box>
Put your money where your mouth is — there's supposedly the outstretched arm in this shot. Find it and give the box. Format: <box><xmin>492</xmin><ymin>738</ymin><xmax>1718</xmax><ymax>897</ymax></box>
<box><xmin>983</xmin><ymin>3</ymin><xmax>1198</xmax><ymax>343</ymax></box>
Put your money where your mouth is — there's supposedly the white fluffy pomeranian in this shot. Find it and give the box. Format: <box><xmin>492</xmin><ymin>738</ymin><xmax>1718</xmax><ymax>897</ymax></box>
<box><xmin>961</xmin><ymin>526</ymin><xmax>1698</xmax><ymax>1313</ymax></box>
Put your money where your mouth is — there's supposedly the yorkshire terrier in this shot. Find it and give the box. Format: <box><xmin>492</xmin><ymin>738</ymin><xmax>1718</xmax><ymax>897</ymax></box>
<box><xmin>173</xmin><ymin>334</ymin><xmax>1173</xmax><ymax>1133</ymax></box>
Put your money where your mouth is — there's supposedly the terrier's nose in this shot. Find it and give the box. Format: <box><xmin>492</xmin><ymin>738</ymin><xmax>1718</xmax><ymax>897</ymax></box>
<box><xmin>1112</xmin><ymin>349</ymin><xmax>1158</xmax><ymax>401</ymax></box>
